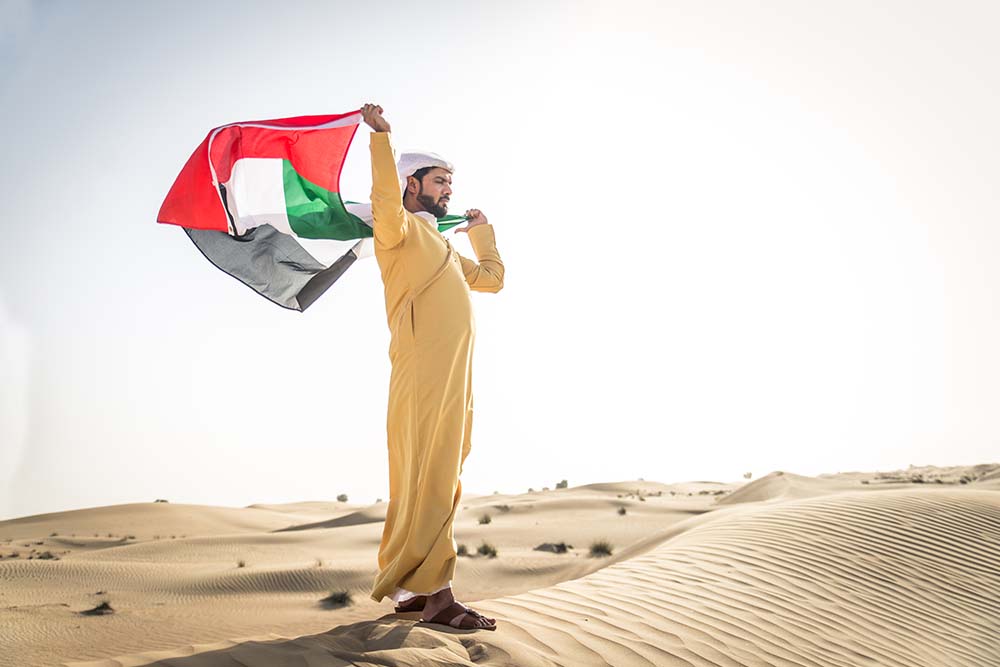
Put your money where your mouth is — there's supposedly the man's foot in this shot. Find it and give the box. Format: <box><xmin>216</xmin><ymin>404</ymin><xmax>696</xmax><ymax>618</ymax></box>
<box><xmin>418</xmin><ymin>601</ymin><xmax>497</xmax><ymax>631</ymax></box>
<box><xmin>418</xmin><ymin>586</ymin><xmax>496</xmax><ymax>630</ymax></box>
<box><xmin>394</xmin><ymin>595</ymin><xmax>427</xmax><ymax>613</ymax></box>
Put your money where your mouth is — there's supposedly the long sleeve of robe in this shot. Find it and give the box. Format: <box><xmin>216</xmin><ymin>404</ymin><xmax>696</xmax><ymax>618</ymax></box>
<box><xmin>368</xmin><ymin>132</ymin><xmax>504</xmax><ymax>603</ymax></box>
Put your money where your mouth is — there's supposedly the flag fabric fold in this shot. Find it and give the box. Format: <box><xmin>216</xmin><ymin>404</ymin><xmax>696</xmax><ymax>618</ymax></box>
<box><xmin>157</xmin><ymin>111</ymin><xmax>465</xmax><ymax>311</ymax></box>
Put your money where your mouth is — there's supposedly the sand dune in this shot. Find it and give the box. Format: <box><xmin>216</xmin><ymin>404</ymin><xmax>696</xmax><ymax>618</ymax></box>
<box><xmin>715</xmin><ymin>470</ymin><xmax>849</xmax><ymax>505</ymax></box>
<box><xmin>3</xmin><ymin>465</ymin><xmax>998</xmax><ymax>666</ymax></box>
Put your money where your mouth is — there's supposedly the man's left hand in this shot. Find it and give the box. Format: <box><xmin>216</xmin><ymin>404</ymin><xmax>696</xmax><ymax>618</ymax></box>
<box><xmin>456</xmin><ymin>209</ymin><xmax>489</xmax><ymax>233</ymax></box>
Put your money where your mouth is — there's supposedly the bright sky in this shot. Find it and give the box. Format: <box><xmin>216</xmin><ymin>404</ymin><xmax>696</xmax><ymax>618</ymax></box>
<box><xmin>1</xmin><ymin>0</ymin><xmax>998</xmax><ymax>520</ymax></box>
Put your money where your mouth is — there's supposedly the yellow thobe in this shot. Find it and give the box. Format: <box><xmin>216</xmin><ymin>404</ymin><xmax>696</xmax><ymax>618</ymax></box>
<box><xmin>367</xmin><ymin>132</ymin><xmax>505</xmax><ymax>603</ymax></box>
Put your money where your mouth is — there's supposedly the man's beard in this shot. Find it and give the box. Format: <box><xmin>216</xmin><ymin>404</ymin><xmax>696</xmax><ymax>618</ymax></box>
<box><xmin>416</xmin><ymin>192</ymin><xmax>448</xmax><ymax>218</ymax></box>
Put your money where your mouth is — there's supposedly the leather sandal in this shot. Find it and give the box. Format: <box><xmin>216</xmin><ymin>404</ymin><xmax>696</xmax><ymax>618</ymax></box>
<box><xmin>417</xmin><ymin>601</ymin><xmax>497</xmax><ymax>631</ymax></box>
<box><xmin>394</xmin><ymin>595</ymin><xmax>427</xmax><ymax>613</ymax></box>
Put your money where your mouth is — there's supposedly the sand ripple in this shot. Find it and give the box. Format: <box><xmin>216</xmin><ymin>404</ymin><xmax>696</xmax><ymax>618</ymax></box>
<box><xmin>68</xmin><ymin>488</ymin><xmax>999</xmax><ymax>667</ymax></box>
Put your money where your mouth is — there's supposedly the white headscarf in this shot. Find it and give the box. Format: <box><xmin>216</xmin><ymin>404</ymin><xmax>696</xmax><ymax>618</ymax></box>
<box><xmin>396</xmin><ymin>151</ymin><xmax>454</xmax><ymax>195</ymax></box>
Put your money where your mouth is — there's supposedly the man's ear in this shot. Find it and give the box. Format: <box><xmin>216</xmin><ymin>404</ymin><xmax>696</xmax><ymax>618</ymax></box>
<box><xmin>404</xmin><ymin>175</ymin><xmax>417</xmax><ymax>197</ymax></box>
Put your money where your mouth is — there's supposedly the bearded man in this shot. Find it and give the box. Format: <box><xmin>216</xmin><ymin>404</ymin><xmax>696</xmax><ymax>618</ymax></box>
<box><xmin>362</xmin><ymin>103</ymin><xmax>504</xmax><ymax>631</ymax></box>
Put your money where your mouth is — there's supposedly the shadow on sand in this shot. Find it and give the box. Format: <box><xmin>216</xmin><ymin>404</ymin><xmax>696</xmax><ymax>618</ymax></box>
<box><xmin>123</xmin><ymin>614</ymin><xmax>544</xmax><ymax>667</ymax></box>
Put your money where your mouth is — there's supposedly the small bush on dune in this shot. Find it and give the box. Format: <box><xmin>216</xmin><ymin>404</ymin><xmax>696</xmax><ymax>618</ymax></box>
<box><xmin>477</xmin><ymin>542</ymin><xmax>498</xmax><ymax>558</ymax></box>
<box><xmin>589</xmin><ymin>540</ymin><xmax>613</xmax><ymax>558</ymax></box>
<box><xmin>556</xmin><ymin>479</ymin><xmax>568</xmax><ymax>489</ymax></box>
<box><xmin>337</xmin><ymin>493</ymin><xmax>348</xmax><ymax>502</ymax></box>
<box><xmin>80</xmin><ymin>600</ymin><xmax>114</xmax><ymax>616</ymax></box>
<box><xmin>478</xmin><ymin>514</ymin><xmax>492</xmax><ymax>525</ymax></box>
<box><xmin>320</xmin><ymin>591</ymin><xmax>352</xmax><ymax>608</ymax></box>
<box><xmin>457</xmin><ymin>544</ymin><xmax>468</xmax><ymax>557</ymax></box>
<box><xmin>237</xmin><ymin>559</ymin><xmax>246</xmax><ymax>568</ymax></box>
<box><xmin>617</xmin><ymin>506</ymin><xmax>627</xmax><ymax>516</ymax></box>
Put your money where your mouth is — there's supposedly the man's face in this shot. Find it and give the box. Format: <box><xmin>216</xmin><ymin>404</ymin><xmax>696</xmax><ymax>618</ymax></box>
<box><xmin>410</xmin><ymin>167</ymin><xmax>452</xmax><ymax>218</ymax></box>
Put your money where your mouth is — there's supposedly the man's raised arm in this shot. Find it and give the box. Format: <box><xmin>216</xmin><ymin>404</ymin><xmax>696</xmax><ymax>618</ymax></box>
<box><xmin>362</xmin><ymin>103</ymin><xmax>407</xmax><ymax>250</ymax></box>
<box><xmin>455</xmin><ymin>209</ymin><xmax>505</xmax><ymax>293</ymax></box>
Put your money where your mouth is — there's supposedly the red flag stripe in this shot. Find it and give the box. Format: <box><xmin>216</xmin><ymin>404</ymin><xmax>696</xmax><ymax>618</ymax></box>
<box><xmin>157</xmin><ymin>110</ymin><xmax>362</xmax><ymax>233</ymax></box>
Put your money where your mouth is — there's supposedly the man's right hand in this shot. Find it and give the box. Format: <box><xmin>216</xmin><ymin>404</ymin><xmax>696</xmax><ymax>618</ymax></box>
<box><xmin>361</xmin><ymin>103</ymin><xmax>391</xmax><ymax>133</ymax></box>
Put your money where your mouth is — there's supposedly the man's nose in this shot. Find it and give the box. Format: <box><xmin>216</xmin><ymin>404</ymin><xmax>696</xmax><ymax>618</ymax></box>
<box><xmin>443</xmin><ymin>184</ymin><xmax>452</xmax><ymax>195</ymax></box>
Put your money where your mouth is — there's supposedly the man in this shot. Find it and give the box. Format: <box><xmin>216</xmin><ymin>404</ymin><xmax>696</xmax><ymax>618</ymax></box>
<box><xmin>361</xmin><ymin>103</ymin><xmax>504</xmax><ymax>631</ymax></box>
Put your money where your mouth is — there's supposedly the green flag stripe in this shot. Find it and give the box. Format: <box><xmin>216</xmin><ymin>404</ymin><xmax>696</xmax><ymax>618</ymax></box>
<box><xmin>283</xmin><ymin>161</ymin><xmax>372</xmax><ymax>240</ymax></box>
<box><xmin>436</xmin><ymin>218</ymin><xmax>465</xmax><ymax>232</ymax></box>
<box><xmin>343</xmin><ymin>200</ymin><xmax>467</xmax><ymax>232</ymax></box>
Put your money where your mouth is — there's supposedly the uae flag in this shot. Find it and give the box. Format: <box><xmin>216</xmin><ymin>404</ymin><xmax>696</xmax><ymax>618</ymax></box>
<box><xmin>157</xmin><ymin>110</ymin><xmax>464</xmax><ymax>311</ymax></box>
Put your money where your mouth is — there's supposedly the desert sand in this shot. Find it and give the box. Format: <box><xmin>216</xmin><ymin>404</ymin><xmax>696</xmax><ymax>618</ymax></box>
<box><xmin>2</xmin><ymin>464</ymin><xmax>998</xmax><ymax>666</ymax></box>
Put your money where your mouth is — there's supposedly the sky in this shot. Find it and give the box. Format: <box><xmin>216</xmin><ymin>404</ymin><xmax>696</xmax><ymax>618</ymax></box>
<box><xmin>1</xmin><ymin>0</ymin><xmax>998</xmax><ymax>520</ymax></box>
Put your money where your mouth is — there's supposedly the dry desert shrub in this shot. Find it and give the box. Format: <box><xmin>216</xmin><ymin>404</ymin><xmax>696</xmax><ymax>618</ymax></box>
<box><xmin>478</xmin><ymin>514</ymin><xmax>492</xmax><ymax>525</ymax></box>
<box><xmin>81</xmin><ymin>600</ymin><xmax>114</xmax><ymax>616</ymax></box>
<box><xmin>617</xmin><ymin>506</ymin><xmax>627</xmax><ymax>516</ymax></box>
<box><xmin>589</xmin><ymin>540</ymin><xmax>613</xmax><ymax>557</ymax></box>
<box><xmin>320</xmin><ymin>591</ymin><xmax>352</xmax><ymax>608</ymax></box>
<box><xmin>477</xmin><ymin>542</ymin><xmax>498</xmax><ymax>558</ymax></box>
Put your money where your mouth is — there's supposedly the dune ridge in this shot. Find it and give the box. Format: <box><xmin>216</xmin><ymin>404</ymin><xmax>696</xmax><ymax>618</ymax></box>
<box><xmin>50</xmin><ymin>486</ymin><xmax>1000</xmax><ymax>667</ymax></box>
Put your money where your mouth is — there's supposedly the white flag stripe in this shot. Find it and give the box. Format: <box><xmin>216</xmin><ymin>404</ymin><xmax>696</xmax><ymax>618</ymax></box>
<box><xmin>345</xmin><ymin>201</ymin><xmax>374</xmax><ymax>227</ymax></box>
<box><xmin>223</xmin><ymin>158</ymin><xmax>292</xmax><ymax>236</ymax></box>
